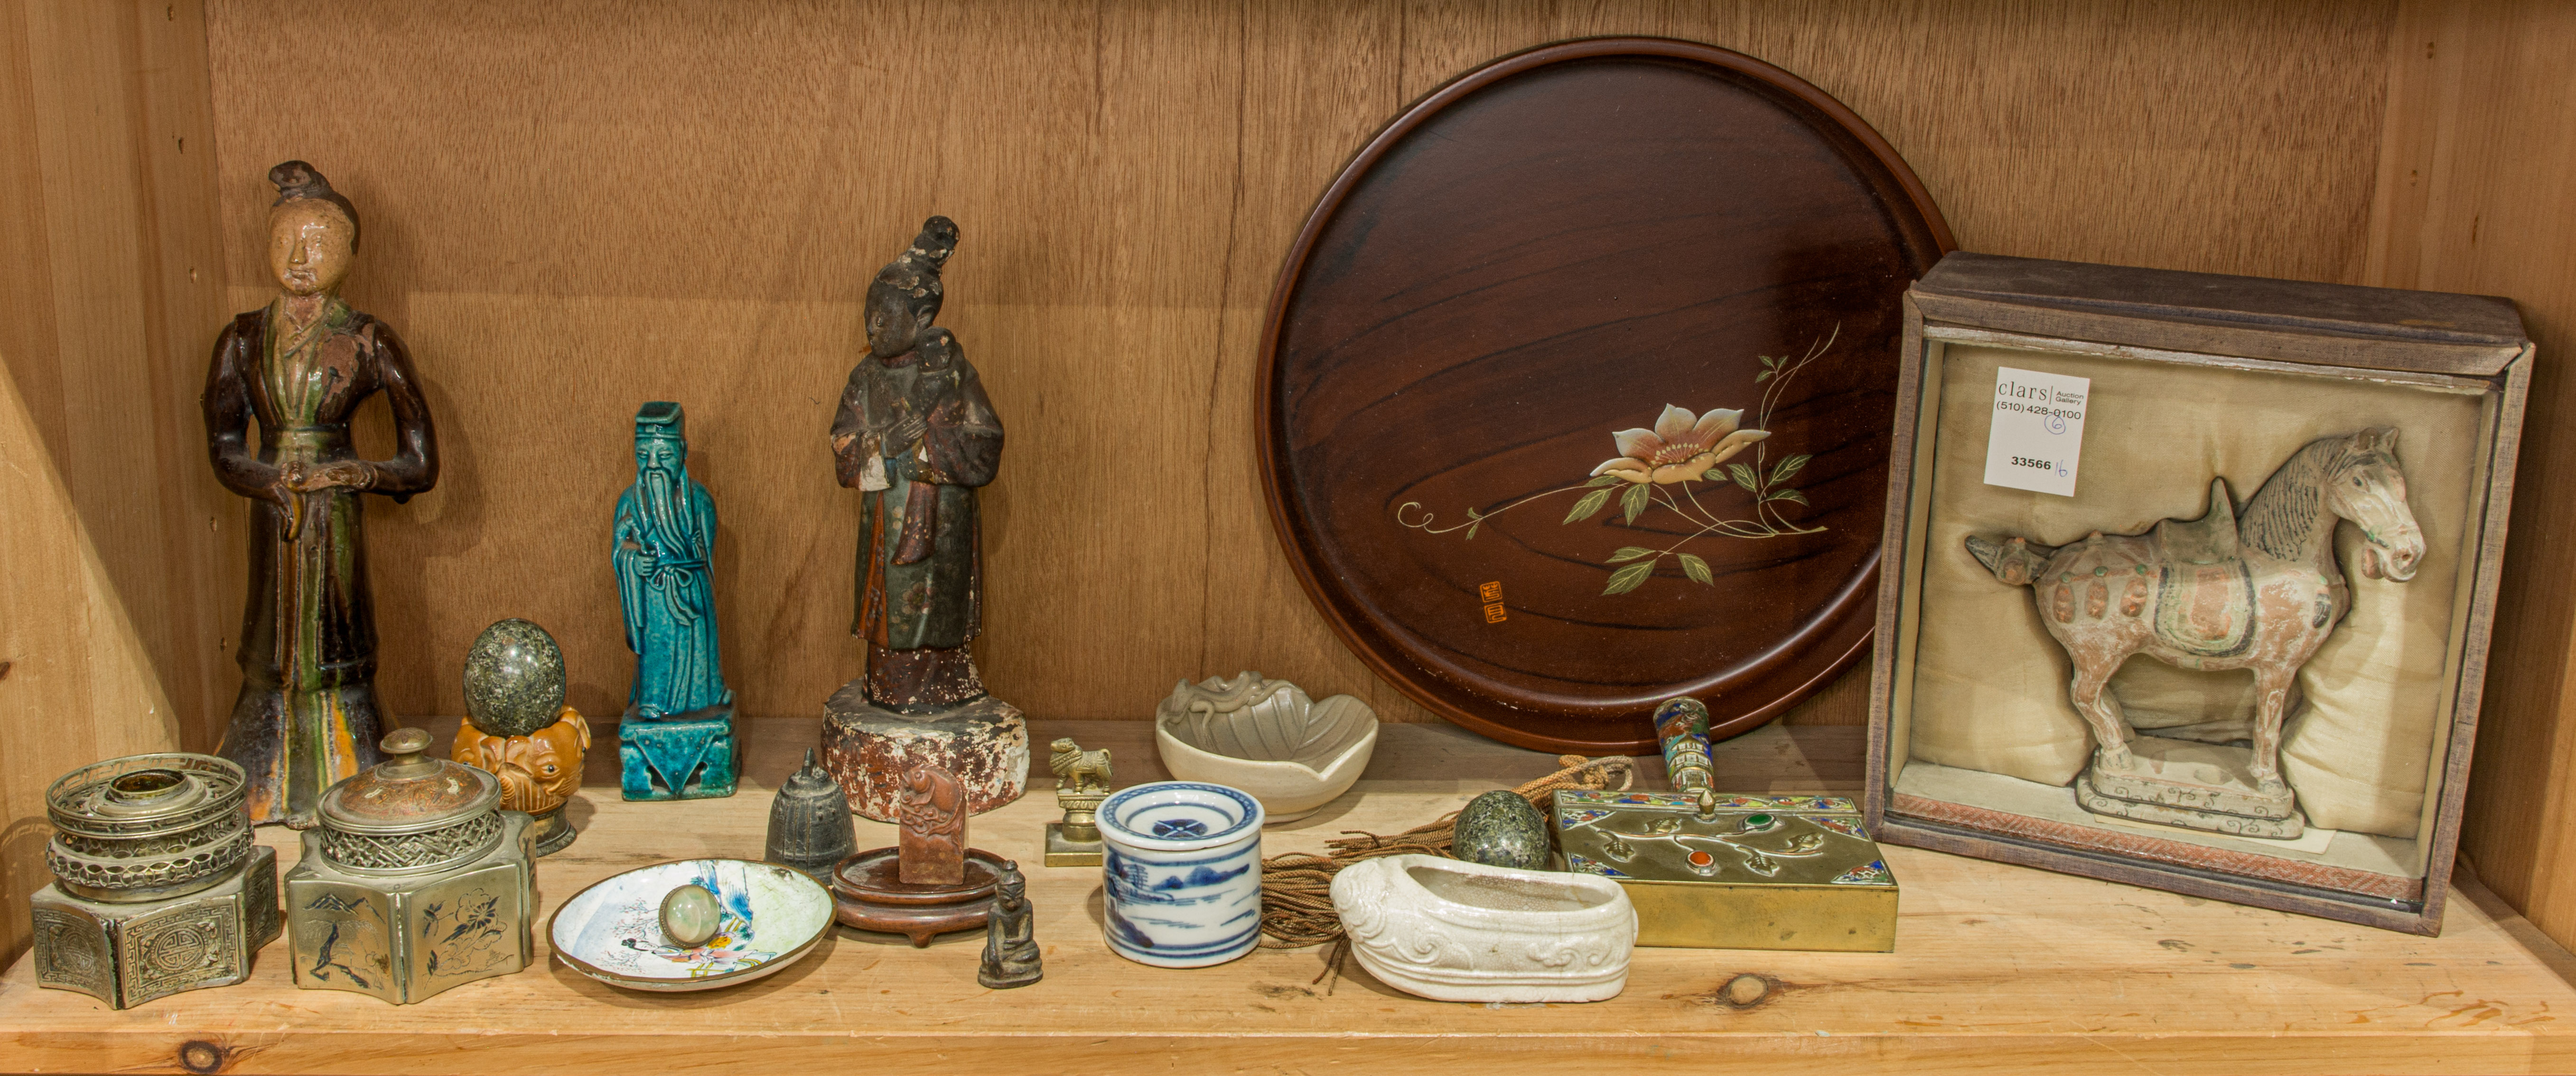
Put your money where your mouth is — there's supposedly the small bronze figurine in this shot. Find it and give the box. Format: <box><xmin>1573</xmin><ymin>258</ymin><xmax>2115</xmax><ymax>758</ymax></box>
<box><xmin>1044</xmin><ymin>737</ymin><xmax>1112</xmax><ymax>867</ymax></box>
<box><xmin>977</xmin><ymin>861</ymin><xmax>1041</xmax><ymax>989</ymax></box>
<box><xmin>821</xmin><ymin>216</ymin><xmax>1030</xmax><ymax>822</ymax></box>
<box><xmin>765</xmin><ymin>750</ymin><xmax>858</xmax><ymax>880</ymax></box>
<box><xmin>898</xmin><ymin>762</ymin><xmax>967</xmax><ymax>886</ymax></box>
<box><xmin>204</xmin><ymin>160</ymin><xmax>438</xmax><ymax>827</ymax></box>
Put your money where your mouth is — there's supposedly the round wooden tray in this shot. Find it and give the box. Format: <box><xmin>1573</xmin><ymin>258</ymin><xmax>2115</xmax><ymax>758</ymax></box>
<box><xmin>1257</xmin><ymin>38</ymin><xmax>1952</xmax><ymax>754</ymax></box>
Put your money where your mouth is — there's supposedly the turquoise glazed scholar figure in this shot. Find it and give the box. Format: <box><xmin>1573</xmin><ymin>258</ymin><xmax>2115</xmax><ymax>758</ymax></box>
<box><xmin>613</xmin><ymin>401</ymin><xmax>738</xmax><ymax>800</ymax></box>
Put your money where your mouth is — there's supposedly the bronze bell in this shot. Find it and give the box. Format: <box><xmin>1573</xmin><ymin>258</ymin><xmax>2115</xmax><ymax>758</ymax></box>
<box><xmin>766</xmin><ymin>749</ymin><xmax>857</xmax><ymax>880</ymax></box>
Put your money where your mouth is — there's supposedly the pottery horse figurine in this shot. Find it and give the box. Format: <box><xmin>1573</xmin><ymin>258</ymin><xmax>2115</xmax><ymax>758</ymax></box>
<box><xmin>1965</xmin><ymin>427</ymin><xmax>2424</xmax><ymax>838</ymax></box>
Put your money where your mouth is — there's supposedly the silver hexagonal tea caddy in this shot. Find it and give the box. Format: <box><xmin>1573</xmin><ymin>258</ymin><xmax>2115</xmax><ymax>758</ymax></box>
<box><xmin>284</xmin><ymin>728</ymin><xmax>535</xmax><ymax>1004</ymax></box>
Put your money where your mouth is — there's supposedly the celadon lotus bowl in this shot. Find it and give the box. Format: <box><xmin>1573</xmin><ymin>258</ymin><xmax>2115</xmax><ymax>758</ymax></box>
<box><xmin>1153</xmin><ymin>672</ymin><xmax>1378</xmax><ymax>822</ymax></box>
<box><xmin>549</xmin><ymin>858</ymin><xmax>832</xmax><ymax>992</ymax></box>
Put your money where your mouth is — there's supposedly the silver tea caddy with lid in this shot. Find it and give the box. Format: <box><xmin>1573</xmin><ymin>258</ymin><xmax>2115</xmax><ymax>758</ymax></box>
<box><xmin>30</xmin><ymin>752</ymin><xmax>280</xmax><ymax>1009</ymax></box>
<box><xmin>284</xmin><ymin>727</ymin><xmax>535</xmax><ymax>1004</ymax></box>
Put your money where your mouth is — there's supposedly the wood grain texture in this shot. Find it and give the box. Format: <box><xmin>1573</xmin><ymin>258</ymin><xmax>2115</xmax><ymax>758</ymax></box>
<box><xmin>0</xmin><ymin>0</ymin><xmax>228</xmax><ymax>966</ymax></box>
<box><xmin>6</xmin><ymin>717</ymin><xmax>2576</xmax><ymax>1076</ymax></box>
<box><xmin>190</xmin><ymin>0</ymin><xmax>2403</xmax><ymax>746</ymax></box>
<box><xmin>1260</xmin><ymin>38</ymin><xmax>1948</xmax><ymax>753</ymax></box>
<box><xmin>2366</xmin><ymin>0</ymin><xmax>2576</xmax><ymax>952</ymax></box>
<box><xmin>0</xmin><ymin>341</ymin><xmax>180</xmax><ymax>971</ymax></box>
<box><xmin>0</xmin><ymin>0</ymin><xmax>229</xmax><ymax>750</ymax></box>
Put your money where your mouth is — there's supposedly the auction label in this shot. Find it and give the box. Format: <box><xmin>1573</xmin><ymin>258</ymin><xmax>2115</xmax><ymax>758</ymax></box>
<box><xmin>1982</xmin><ymin>366</ymin><xmax>2088</xmax><ymax>497</ymax></box>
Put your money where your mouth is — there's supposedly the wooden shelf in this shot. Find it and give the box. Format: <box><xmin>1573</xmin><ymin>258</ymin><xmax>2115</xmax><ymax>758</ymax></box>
<box><xmin>3</xmin><ymin>717</ymin><xmax>2571</xmax><ymax>1075</ymax></box>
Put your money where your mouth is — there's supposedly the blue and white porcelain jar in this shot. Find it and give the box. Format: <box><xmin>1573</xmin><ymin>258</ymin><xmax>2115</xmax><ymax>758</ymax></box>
<box><xmin>1098</xmin><ymin>781</ymin><xmax>1263</xmax><ymax>968</ymax></box>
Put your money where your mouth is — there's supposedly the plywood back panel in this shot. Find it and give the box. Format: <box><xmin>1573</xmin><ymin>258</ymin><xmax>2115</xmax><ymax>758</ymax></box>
<box><xmin>192</xmin><ymin>0</ymin><xmax>2401</xmax><ymax>741</ymax></box>
<box><xmin>2367</xmin><ymin>0</ymin><xmax>2576</xmax><ymax>951</ymax></box>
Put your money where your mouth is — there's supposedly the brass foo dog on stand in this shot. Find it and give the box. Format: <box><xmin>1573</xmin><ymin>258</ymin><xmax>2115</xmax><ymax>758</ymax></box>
<box><xmin>1966</xmin><ymin>427</ymin><xmax>2425</xmax><ymax>838</ymax></box>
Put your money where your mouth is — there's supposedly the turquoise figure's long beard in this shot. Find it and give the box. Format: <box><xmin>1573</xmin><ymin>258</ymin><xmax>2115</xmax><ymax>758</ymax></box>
<box><xmin>637</xmin><ymin>464</ymin><xmax>694</xmax><ymax>549</ymax></box>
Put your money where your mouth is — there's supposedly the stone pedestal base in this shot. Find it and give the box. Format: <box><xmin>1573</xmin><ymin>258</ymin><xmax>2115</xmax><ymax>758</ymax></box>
<box><xmin>619</xmin><ymin>703</ymin><xmax>739</xmax><ymax>801</ymax></box>
<box><xmin>821</xmin><ymin>682</ymin><xmax>1028</xmax><ymax>821</ymax></box>
<box><xmin>2076</xmin><ymin>735</ymin><xmax>2304</xmax><ymax>838</ymax></box>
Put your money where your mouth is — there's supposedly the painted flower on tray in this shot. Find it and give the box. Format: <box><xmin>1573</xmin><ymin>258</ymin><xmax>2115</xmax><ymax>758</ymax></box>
<box><xmin>1395</xmin><ymin>329</ymin><xmax>1838</xmax><ymax>596</ymax></box>
<box><xmin>1589</xmin><ymin>405</ymin><xmax>1771</xmax><ymax>485</ymax></box>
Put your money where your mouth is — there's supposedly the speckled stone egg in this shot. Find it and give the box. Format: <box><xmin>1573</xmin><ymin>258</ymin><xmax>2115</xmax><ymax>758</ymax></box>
<box><xmin>1452</xmin><ymin>790</ymin><xmax>1549</xmax><ymax>870</ymax></box>
<box><xmin>462</xmin><ymin>618</ymin><xmax>566</xmax><ymax>737</ymax></box>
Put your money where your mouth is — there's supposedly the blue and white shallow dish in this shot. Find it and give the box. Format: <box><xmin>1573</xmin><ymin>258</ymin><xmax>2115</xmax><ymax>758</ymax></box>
<box><xmin>1098</xmin><ymin>781</ymin><xmax>1264</xmax><ymax>968</ymax></box>
<box><xmin>549</xmin><ymin>858</ymin><xmax>832</xmax><ymax>992</ymax></box>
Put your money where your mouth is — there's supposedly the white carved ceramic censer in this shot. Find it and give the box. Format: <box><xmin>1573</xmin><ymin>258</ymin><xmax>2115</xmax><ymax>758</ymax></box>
<box><xmin>1330</xmin><ymin>854</ymin><xmax>1635</xmax><ymax>1003</ymax></box>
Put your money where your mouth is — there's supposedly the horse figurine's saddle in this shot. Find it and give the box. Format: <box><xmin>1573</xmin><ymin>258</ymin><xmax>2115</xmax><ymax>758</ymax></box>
<box><xmin>2153</xmin><ymin>478</ymin><xmax>2258</xmax><ymax>657</ymax></box>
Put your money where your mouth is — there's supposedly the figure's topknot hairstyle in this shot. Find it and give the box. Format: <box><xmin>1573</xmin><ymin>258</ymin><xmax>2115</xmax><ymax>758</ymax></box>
<box><xmin>869</xmin><ymin>215</ymin><xmax>960</xmax><ymax>323</ymax></box>
<box><xmin>268</xmin><ymin>159</ymin><xmax>361</xmax><ymax>250</ymax></box>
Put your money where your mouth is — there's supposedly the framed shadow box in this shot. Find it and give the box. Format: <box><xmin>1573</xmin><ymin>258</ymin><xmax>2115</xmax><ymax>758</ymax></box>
<box><xmin>1866</xmin><ymin>252</ymin><xmax>2530</xmax><ymax>934</ymax></box>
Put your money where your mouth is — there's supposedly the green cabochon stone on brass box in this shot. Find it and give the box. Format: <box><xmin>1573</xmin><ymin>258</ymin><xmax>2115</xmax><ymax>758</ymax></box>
<box><xmin>463</xmin><ymin>619</ymin><xmax>567</xmax><ymax>737</ymax></box>
<box><xmin>1453</xmin><ymin>790</ymin><xmax>1549</xmax><ymax>870</ymax></box>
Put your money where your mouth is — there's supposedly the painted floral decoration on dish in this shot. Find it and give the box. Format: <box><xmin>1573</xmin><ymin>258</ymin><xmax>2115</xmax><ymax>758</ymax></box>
<box><xmin>1396</xmin><ymin>326</ymin><xmax>1837</xmax><ymax>595</ymax></box>
<box><xmin>622</xmin><ymin>910</ymin><xmax>775</xmax><ymax>976</ymax></box>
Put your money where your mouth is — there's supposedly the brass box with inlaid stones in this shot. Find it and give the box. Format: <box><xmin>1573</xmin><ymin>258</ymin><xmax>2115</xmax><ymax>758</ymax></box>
<box><xmin>1552</xmin><ymin>790</ymin><xmax>1896</xmax><ymax>952</ymax></box>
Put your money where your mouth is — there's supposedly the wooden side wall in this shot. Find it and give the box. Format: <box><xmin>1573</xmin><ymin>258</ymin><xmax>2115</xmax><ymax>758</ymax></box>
<box><xmin>0</xmin><ymin>0</ymin><xmax>232</xmax><ymax>755</ymax></box>
<box><xmin>2369</xmin><ymin>0</ymin><xmax>2576</xmax><ymax>951</ymax></box>
<box><xmin>0</xmin><ymin>338</ymin><xmax>185</xmax><ymax>963</ymax></box>
<box><xmin>189</xmin><ymin>0</ymin><xmax>2396</xmax><ymax>740</ymax></box>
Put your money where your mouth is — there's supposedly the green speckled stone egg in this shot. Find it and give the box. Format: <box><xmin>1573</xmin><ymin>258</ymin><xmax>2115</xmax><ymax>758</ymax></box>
<box><xmin>1452</xmin><ymin>789</ymin><xmax>1549</xmax><ymax>870</ymax></box>
<box><xmin>462</xmin><ymin>618</ymin><xmax>565</xmax><ymax>737</ymax></box>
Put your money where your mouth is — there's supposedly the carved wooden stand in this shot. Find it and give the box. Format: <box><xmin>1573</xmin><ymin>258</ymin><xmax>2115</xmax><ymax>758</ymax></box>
<box><xmin>827</xmin><ymin>847</ymin><xmax>1004</xmax><ymax>947</ymax></box>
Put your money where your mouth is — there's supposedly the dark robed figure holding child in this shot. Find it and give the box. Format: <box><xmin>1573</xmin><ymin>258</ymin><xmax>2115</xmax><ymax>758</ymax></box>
<box><xmin>830</xmin><ymin>216</ymin><xmax>1005</xmax><ymax>712</ymax></box>
<box><xmin>821</xmin><ymin>215</ymin><xmax>1029</xmax><ymax>821</ymax></box>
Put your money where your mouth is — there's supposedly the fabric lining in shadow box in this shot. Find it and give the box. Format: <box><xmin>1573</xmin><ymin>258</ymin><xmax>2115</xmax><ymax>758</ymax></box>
<box><xmin>1906</xmin><ymin>342</ymin><xmax>2489</xmax><ymax>867</ymax></box>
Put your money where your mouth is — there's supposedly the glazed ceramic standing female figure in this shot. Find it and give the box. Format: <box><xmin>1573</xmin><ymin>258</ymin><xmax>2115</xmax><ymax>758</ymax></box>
<box><xmin>202</xmin><ymin>161</ymin><xmax>437</xmax><ymax>826</ymax></box>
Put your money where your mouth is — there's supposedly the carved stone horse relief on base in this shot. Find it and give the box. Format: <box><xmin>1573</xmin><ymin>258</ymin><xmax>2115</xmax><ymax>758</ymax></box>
<box><xmin>1966</xmin><ymin>427</ymin><xmax>2425</xmax><ymax>838</ymax></box>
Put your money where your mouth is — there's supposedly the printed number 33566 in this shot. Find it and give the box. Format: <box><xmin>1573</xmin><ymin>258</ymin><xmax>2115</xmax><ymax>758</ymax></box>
<box><xmin>2010</xmin><ymin>456</ymin><xmax>2052</xmax><ymax>470</ymax></box>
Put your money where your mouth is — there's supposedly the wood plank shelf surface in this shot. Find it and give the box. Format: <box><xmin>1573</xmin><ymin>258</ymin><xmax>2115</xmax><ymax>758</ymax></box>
<box><xmin>2</xmin><ymin>718</ymin><xmax>2571</xmax><ymax>1075</ymax></box>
